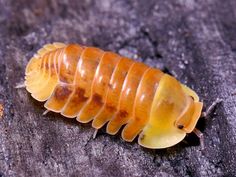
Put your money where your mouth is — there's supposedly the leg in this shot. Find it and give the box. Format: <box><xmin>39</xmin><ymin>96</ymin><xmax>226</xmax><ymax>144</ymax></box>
<box><xmin>193</xmin><ymin>128</ymin><xmax>204</xmax><ymax>150</ymax></box>
<box><xmin>194</xmin><ymin>99</ymin><xmax>222</xmax><ymax>150</ymax></box>
<box><xmin>201</xmin><ymin>98</ymin><xmax>223</xmax><ymax>118</ymax></box>
<box><xmin>93</xmin><ymin>129</ymin><xmax>98</xmax><ymax>139</ymax></box>
<box><xmin>42</xmin><ymin>110</ymin><xmax>50</xmax><ymax>116</ymax></box>
<box><xmin>15</xmin><ymin>82</ymin><xmax>26</xmax><ymax>89</ymax></box>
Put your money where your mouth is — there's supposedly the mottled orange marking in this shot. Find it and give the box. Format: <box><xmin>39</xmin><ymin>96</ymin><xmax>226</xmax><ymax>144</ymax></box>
<box><xmin>54</xmin><ymin>85</ymin><xmax>72</xmax><ymax>100</ymax></box>
<box><xmin>61</xmin><ymin>86</ymin><xmax>89</xmax><ymax>117</ymax></box>
<box><xmin>92</xmin><ymin>57</ymin><xmax>134</xmax><ymax>129</ymax></box>
<box><xmin>92</xmin><ymin>94</ymin><xmax>103</xmax><ymax>106</ymax></box>
<box><xmin>44</xmin><ymin>84</ymin><xmax>74</xmax><ymax>112</ymax></box>
<box><xmin>106</xmin><ymin>62</ymin><xmax>149</xmax><ymax>135</ymax></box>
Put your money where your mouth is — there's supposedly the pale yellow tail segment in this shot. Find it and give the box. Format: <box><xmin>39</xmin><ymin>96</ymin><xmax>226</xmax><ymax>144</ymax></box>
<box><xmin>25</xmin><ymin>42</ymin><xmax>67</xmax><ymax>94</ymax></box>
<box><xmin>25</xmin><ymin>42</ymin><xmax>66</xmax><ymax>75</ymax></box>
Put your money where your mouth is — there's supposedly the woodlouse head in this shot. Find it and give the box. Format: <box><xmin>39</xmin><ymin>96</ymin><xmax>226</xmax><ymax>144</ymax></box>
<box><xmin>175</xmin><ymin>84</ymin><xmax>203</xmax><ymax>133</ymax></box>
<box><xmin>175</xmin><ymin>94</ymin><xmax>203</xmax><ymax>134</ymax></box>
<box><xmin>138</xmin><ymin>74</ymin><xmax>203</xmax><ymax>149</ymax></box>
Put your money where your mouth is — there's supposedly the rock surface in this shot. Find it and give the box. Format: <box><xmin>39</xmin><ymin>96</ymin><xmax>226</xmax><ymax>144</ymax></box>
<box><xmin>0</xmin><ymin>0</ymin><xmax>235</xmax><ymax>176</ymax></box>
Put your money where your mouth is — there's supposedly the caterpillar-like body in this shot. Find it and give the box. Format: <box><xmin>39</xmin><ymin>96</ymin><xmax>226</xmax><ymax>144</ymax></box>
<box><xmin>25</xmin><ymin>43</ymin><xmax>203</xmax><ymax>149</ymax></box>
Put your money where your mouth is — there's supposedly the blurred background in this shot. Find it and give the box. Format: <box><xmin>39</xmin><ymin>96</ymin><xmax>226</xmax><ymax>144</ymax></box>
<box><xmin>0</xmin><ymin>0</ymin><xmax>235</xmax><ymax>177</ymax></box>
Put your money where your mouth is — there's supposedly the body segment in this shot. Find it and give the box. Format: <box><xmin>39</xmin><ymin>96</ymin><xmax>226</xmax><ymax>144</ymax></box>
<box><xmin>25</xmin><ymin>43</ymin><xmax>203</xmax><ymax>149</ymax></box>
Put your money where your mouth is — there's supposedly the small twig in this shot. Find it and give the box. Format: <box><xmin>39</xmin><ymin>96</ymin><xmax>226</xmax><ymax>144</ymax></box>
<box><xmin>0</xmin><ymin>103</ymin><xmax>4</xmax><ymax>120</ymax></box>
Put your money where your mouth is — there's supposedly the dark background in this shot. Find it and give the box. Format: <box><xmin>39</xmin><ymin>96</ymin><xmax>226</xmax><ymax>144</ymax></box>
<box><xmin>0</xmin><ymin>0</ymin><xmax>235</xmax><ymax>177</ymax></box>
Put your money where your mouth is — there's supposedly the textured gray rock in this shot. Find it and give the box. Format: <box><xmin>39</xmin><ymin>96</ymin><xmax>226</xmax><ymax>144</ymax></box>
<box><xmin>0</xmin><ymin>0</ymin><xmax>235</xmax><ymax>176</ymax></box>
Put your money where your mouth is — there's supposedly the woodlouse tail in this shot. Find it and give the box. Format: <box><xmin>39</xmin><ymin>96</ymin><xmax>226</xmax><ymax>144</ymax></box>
<box><xmin>25</xmin><ymin>43</ymin><xmax>66</xmax><ymax>101</ymax></box>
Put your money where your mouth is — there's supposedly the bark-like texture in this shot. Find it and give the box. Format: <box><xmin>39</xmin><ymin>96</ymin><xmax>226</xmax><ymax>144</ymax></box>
<box><xmin>0</xmin><ymin>0</ymin><xmax>235</xmax><ymax>176</ymax></box>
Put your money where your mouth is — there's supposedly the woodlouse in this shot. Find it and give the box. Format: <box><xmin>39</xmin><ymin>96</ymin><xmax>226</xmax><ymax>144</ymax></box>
<box><xmin>24</xmin><ymin>43</ymin><xmax>203</xmax><ymax>149</ymax></box>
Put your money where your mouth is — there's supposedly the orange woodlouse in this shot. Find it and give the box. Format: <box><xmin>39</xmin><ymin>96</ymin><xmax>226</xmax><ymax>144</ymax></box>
<box><xmin>24</xmin><ymin>43</ymin><xmax>203</xmax><ymax>149</ymax></box>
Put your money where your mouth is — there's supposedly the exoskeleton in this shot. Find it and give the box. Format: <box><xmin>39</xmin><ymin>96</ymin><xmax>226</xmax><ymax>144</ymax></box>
<box><xmin>25</xmin><ymin>43</ymin><xmax>203</xmax><ymax>149</ymax></box>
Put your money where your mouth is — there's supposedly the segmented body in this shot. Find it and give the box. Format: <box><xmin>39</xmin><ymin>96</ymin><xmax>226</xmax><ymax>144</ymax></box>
<box><xmin>25</xmin><ymin>43</ymin><xmax>203</xmax><ymax>149</ymax></box>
